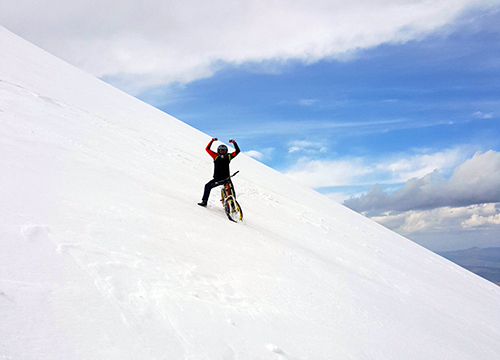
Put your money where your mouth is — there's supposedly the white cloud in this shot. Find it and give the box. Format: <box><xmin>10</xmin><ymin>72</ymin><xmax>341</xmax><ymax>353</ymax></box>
<box><xmin>473</xmin><ymin>111</ymin><xmax>494</xmax><ymax>119</ymax></box>
<box><xmin>244</xmin><ymin>150</ymin><xmax>265</xmax><ymax>161</ymax></box>
<box><xmin>376</xmin><ymin>147</ymin><xmax>466</xmax><ymax>182</ymax></box>
<box><xmin>243</xmin><ymin>147</ymin><xmax>275</xmax><ymax>161</ymax></box>
<box><xmin>287</xmin><ymin>140</ymin><xmax>327</xmax><ymax>155</ymax></box>
<box><xmin>370</xmin><ymin>203</ymin><xmax>500</xmax><ymax>235</ymax></box>
<box><xmin>285</xmin><ymin>146</ymin><xmax>470</xmax><ymax>189</ymax></box>
<box><xmin>326</xmin><ymin>191</ymin><xmax>366</xmax><ymax>203</ymax></box>
<box><xmin>344</xmin><ymin>150</ymin><xmax>500</xmax><ymax>215</ymax></box>
<box><xmin>462</xmin><ymin>210</ymin><xmax>500</xmax><ymax>228</ymax></box>
<box><xmin>299</xmin><ymin>99</ymin><xmax>319</xmax><ymax>106</ymax></box>
<box><xmin>202</xmin><ymin>118</ymin><xmax>445</xmax><ymax>139</ymax></box>
<box><xmin>1</xmin><ymin>0</ymin><xmax>496</xmax><ymax>93</ymax></box>
<box><xmin>285</xmin><ymin>157</ymin><xmax>373</xmax><ymax>188</ymax></box>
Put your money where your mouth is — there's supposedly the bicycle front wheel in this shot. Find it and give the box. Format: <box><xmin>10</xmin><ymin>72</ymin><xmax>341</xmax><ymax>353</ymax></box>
<box><xmin>225</xmin><ymin>197</ymin><xmax>243</xmax><ymax>222</ymax></box>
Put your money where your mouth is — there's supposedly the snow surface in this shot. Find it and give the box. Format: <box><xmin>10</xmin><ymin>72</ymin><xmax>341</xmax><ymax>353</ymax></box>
<box><xmin>1</xmin><ymin>26</ymin><xmax>500</xmax><ymax>360</ymax></box>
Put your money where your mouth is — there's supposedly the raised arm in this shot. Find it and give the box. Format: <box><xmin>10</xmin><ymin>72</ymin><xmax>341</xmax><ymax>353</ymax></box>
<box><xmin>206</xmin><ymin>138</ymin><xmax>218</xmax><ymax>159</ymax></box>
<box><xmin>229</xmin><ymin>139</ymin><xmax>240</xmax><ymax>157</ymax></box>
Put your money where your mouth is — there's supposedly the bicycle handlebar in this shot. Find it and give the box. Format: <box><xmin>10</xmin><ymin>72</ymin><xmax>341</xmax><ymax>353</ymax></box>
<box><xmin>214</xmin><ymin>171</ymin><xmax>239</xmax><ymax>186</ymax></box>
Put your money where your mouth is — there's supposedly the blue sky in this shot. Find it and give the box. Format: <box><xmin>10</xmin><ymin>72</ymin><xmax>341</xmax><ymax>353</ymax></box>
<box><xmin>2</xmin><ymin>0</ymin><xmax>500</xmax><ymax>251</ymax></box>
<box><xmin>140</xmin><ymin>10</ymin><xmax>499</xmax><ymax>195</ymax></box>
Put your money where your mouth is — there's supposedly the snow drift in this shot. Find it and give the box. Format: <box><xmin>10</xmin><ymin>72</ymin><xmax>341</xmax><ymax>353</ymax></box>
<box><xmin>1</xmin><ymin>26</ymin><xmax>499</xmax><ymax>360</ymax></box>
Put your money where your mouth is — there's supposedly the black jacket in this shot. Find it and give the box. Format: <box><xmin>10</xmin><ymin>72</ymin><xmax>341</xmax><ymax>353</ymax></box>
<box><xmin>205</xmin><ymin>139</ymin><xmax>240</xmax><ymax>180</ymax></box>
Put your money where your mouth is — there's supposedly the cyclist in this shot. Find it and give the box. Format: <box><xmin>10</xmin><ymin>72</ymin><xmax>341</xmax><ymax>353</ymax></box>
<box><xmin>198</xmin><ymin>138</ymin><xmax>240</xmax><ymax>207</ymax></box>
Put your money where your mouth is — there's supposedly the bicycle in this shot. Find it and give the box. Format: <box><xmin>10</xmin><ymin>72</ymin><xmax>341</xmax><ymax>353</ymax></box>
<box><xmin>215</xmin><ymin>171</ymin><xmax>243</xmax><ymax>222</ymax></box>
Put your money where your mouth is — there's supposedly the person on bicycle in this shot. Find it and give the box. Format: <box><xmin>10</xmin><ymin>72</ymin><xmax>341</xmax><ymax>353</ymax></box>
<box><xmin>198</xmin><ymin>138</ymin><xmax>240</xmax><ymax>207</ymax></box>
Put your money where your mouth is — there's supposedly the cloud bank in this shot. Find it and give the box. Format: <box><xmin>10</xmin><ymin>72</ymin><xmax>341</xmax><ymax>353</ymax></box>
<box><xmin>343</xmin><ymin>150</ymin><xmax>500</xmax><ymax>240</ymax></box>
<box><xmin>2</xmin><ymin>0</ymin><xmax>497</xmax><ymax>93</ymax></box>
<box><xmin>344</xmin><ymin>150</ymin><xmax>500</xmax><ymax>216</ymax></box>
<box><xmin>370</xmin><ymin>203</ymin><xmax>500</xmax><ymax>233</ymax></box>
<box><xmin>285</xmin><ymin>147</ymin><xmax>467</xmax><ymax>188</ymax></box>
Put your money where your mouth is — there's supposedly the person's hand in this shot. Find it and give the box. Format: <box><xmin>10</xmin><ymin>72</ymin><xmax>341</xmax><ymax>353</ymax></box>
<box><xmin>229</xmin><ymin>139</ymin><xmax>235</xmax><ymax>144</ymax></box>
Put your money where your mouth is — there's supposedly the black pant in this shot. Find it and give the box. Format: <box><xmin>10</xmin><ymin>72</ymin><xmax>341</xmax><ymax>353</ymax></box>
<box><xmin>202</xmin><ymin>179</ymin><xmax>234</xmax><ymax>203</ymax></box>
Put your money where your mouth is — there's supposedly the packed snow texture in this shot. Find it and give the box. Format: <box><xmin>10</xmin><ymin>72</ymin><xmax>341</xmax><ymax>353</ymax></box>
<box><xmin>1</xmin><ymin>26</ymin><xmax>499</xmax><ymax>360</ymax></box>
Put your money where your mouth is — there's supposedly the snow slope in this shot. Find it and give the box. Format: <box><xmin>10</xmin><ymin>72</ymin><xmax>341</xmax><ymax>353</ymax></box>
<box><xmin>1</xmin><ymin>26</ymin><xmax>499</xmax><ymax>360</ymax></box>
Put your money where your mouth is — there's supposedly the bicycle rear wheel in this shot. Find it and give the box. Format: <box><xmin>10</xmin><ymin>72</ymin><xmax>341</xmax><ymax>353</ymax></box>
<box><xmin>225</xmin><ymin>197</ymin><xmax>243</xmax><ymax>222</ymax></box>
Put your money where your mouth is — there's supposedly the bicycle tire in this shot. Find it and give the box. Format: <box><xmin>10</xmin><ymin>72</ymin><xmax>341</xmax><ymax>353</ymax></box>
<box><xmin>225</xmin><ymin>197</ymin><xmax>243</xmax><ymax>222</ymax></box>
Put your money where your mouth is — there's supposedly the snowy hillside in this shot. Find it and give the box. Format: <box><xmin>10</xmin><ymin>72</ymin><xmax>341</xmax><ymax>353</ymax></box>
<box><xmin>1</xmin><ymin>26</ymin><xmax>499</xmax><ymax>360</ymax></box>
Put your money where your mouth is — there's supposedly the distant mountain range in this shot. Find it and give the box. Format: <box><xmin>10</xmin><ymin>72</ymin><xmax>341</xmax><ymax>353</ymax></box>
<box><xmin>438</xmin><ymin>247</ymin><xmax>500</xmax><ymax>285</ymax></box>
